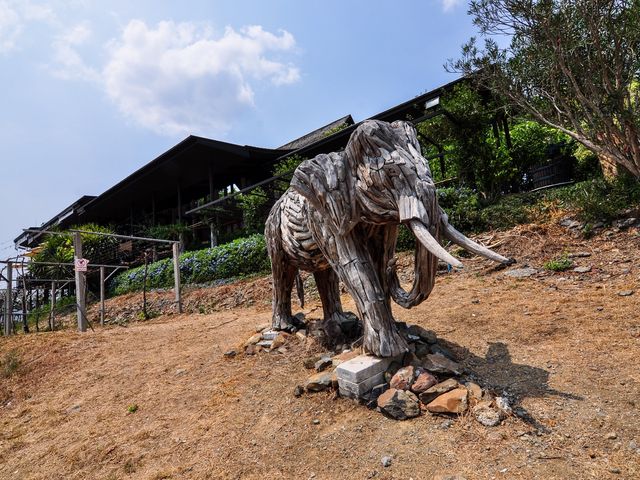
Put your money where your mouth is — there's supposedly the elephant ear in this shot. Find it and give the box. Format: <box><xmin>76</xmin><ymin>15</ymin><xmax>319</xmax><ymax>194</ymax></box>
<box><xmin>290</xmin><ymin>151</ymin><xmax>359</xmax><ymax>235</ymax></box>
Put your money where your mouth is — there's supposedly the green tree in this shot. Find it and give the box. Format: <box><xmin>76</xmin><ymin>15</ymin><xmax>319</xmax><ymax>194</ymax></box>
<box><xmin>450</xmin><ymin>0</ymin><xmax>640</xmax><ymax>178</ymax></box>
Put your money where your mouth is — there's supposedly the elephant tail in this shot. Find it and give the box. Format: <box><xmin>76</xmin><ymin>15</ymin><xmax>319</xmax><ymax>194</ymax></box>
<box><xmin>295</xmin><ymin>271</ymin><xmax>305</xmax><ymax>308</ymax></box>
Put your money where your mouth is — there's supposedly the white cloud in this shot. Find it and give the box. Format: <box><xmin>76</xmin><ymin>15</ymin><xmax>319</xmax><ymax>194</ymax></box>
<box><xmin>0</xmin><ymin>1</ymin><xmax>58</xmax><ymax>53</ymax></box>
<box><xmin>0</xmin><ymin>1</ymin><xmax>21</xmax><ymax>53</ymax></box>
<box><xmin>51</xmin><ymin>22</ymin><xmax>99</xmax><ymax>81</ymax></box>
<box><xmin>99</xmin><ymin>20</ymin><xmax>301</xmax><ymax>136</ymax></box>
<box><xmin>441</xmin><ymin>0</ymin><xmax>463</xmax><ymax>12</ymax></box>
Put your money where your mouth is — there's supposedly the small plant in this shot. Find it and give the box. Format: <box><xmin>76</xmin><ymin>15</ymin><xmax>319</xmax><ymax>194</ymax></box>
<box><xmin>544</xmin><ymin>255</ymin><xmax>573</xmax><ymax>272</ymax></box>
<box><xmin>1</xmin><ymin>350</ymin><xmax>20</xmax><ymax>377</ymax></box>
<box><xmin>127</xmin><ymin>404</ymin><xmax>138</xmax><ymax>414</ymax></box>
<box><xmin>123</xmin><ymin>459</ymin><xmax>136</xmax><ymax>474</ymax></box>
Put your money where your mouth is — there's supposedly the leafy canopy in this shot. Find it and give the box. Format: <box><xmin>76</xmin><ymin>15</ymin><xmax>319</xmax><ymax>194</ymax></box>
<box><xmin>450</xmin><ymin>0</ymin><xmax>640</xmax><ymax>178</ymax></box>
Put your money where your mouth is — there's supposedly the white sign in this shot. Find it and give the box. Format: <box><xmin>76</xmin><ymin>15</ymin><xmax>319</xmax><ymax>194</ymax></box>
<box><xmin>74</xmin><ymin>258</ymin><xmax>89</xmax><ymax>272</ymax></box>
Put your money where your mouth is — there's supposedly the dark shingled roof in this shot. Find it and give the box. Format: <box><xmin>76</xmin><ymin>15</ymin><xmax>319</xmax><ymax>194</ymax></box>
<box><xmin>277</xmin><ymin>115</ymin><xmax>354</xmax><ymax>150</ymax></box>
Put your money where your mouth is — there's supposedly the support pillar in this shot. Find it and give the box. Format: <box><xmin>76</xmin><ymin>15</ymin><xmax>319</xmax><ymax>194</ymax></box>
<box><xmin>73</xmin><ymin>233</ymin><xmax>87</xmax><ymax>332</ymax></box>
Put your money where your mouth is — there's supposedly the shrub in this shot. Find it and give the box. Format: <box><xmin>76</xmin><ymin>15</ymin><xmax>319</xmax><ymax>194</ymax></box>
<box><xmin>396</xmin><ymin>224</ymin><xmax>415</xmax><ymax>252</ymax></box>
<box><xmin>544</xmin><ymin>255</ymin><xmax>573</xmax><ymax>272</ymax></box>
<box><xmin>437</xmin><ymin>186</ymin><xmax>484</xmax><ymax>233</ymax></box>
<box><xmin>547</xmin><ymin>175</ymin><xmax>640</xmax><ymax>222</ymax></box>
<box><xmin>110</xmin><ymin>234</ymin><xmax>271</xmax><ymax>295</ymax></box>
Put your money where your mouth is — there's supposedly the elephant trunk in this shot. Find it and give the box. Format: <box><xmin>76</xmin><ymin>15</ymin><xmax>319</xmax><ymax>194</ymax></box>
<box><xmin>387</xmin><ymin>219</ymin><xmax>447</xmax><ymax>309</ymax></box>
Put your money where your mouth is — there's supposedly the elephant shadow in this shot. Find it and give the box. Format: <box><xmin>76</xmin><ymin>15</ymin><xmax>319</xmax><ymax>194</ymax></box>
<box><xmin>440</xmin><ymin>339</ymin><xmax>583</xmax><ymax>432</ymax></box>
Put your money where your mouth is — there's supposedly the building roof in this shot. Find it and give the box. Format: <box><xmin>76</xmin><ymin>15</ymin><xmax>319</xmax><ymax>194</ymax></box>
<box><xmin>14</xmin><ymin>195</ymin><xmax>96</xmax><ymax>247</ymax></box>
<box><xmin>278</xmin><ymin>115</ymin><xmax>354</xmax><ymax>150</ymax></box>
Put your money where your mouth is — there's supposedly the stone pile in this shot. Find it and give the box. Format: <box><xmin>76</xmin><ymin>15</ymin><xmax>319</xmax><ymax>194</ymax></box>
<box><xmin>225</xmin><ymin>324</ymin><xmax>307</xmax><ymax>357</ymax></box>
<box><xmin>297</xmin><ymin>323</ymin><xmax>511</xmax><ymax>426</ymax></box>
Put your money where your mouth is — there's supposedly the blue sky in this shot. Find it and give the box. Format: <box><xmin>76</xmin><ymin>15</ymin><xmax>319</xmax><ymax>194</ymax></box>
<box><xmin>0</xmin><ymin>0</ymin><xmax>475</xmax><ymax>260</ymax></box>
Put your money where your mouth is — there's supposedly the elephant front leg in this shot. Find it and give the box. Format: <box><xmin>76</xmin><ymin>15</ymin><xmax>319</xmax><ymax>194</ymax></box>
<box><xmin>331</xmin><ymin>244</ymin><xmax>408</xmax><ymax>358</ymax></box>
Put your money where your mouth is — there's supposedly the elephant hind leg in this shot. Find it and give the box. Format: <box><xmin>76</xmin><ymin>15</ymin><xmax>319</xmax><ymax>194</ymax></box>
<box><xmin>271</xmin><ymin>261</ymin><xmax>304</xmax><ymax>331</ymax></box>
<box><xmin>313</xmin><ymin>268</ymin><xmax>360</xmax><ymax>345</ymax></box>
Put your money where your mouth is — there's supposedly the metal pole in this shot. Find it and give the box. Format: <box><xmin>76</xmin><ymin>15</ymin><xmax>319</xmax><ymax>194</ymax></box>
<box><xmin>73</xmin><ymin>233</ymin><xmax>87</xmax><ymax>332</ymax></box>
<box><xmin>100</xmin><ymin>266</ymin><xmax>105</xmax><ymax>326</ymax></box>
<box><xmin>172</xmin><ymin>242</ymin><xmax>182</xmax><ymax>313</ymax></box>
<box><xmin>4</xmin><ymin>262</ymin><xmax>12</xmax><ymax>336</ymax></box>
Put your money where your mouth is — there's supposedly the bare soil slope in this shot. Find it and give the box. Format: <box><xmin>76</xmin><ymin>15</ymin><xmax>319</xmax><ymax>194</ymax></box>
<box><xmin>1</xmin><ymin>221</ymin><xmax>639</xmax><ymax>479</ymax></box>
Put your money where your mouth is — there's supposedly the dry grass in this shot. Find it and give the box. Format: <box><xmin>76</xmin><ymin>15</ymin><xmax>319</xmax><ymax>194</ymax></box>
<box><xmin>0</xmin><ymin>221</ymin><xmax>639</xmax><ymax>479</ymax></box>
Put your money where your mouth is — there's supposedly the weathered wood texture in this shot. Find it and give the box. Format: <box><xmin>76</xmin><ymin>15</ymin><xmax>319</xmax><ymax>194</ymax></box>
<box><xmin>265</xmin><ymin>120</ymin><xmax>513</xmax><ymax>357</ymax></box>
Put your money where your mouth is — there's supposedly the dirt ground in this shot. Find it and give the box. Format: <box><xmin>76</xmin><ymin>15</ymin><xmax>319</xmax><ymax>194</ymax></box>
<box><xmin>1</xmin><ymin>220</ymin><xmax>639</xmax><ymax>479</ymax></box>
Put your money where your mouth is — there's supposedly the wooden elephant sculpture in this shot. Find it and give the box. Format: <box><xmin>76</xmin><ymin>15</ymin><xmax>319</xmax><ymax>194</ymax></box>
<box><xmin>265</xmin><ymin>120</ymin><xmax>513</xmax><ymax>357</ymax></box>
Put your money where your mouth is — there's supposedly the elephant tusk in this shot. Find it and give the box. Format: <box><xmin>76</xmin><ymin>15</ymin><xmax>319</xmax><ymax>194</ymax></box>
<box><xmin>408</xmin><ymin>219</ymin><xmax>463</xmax><ymax>268</ymax></box>
<box><xmin>441</xmin><ymin>215</ymin><xmax>515</xmax><ymax>265</ymax></box>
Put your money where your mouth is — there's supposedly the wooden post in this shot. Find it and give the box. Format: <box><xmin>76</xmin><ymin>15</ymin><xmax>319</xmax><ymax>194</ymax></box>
<box><xmin>210</xmin><ymin>223</ymin><xmax>217</xmax><ymax>248</ymax></box>
<box><xmin>172</xmin><ymin>242</ymin><xmax>182</xmax><ymax>313</ymax></box>
<box><xmin>100</xmin><ymin>266</ymin><xmax>105</xmax><ymax>326</ymax></box>
<box><xmin>50</xmin><ymin>281</ymin><xmax>56</xmax><ymax>331</ymax></box>
<box><xmin>73</xmin><ymin>232</ymin><xmax>87</xmax><ymax>332</ymax></box>
<box><xmin>4</xmin><ymin>262</ymin><xmax>12</xmax><ymax>336</ymax></box>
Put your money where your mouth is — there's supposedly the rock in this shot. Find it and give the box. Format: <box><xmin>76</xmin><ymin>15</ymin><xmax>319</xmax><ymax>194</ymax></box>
<box><xmin>261</xmin><ymin>329</ymin><xmax>279</xmax><ymax>340</ymax></box>
<box><xmin>609</xmin><ymin>467</ymin><xmax>621</xmax><ymax>474</ymax></box>
<box><xmin>245</xmin><ymin>344</ymin><xmax>258</xmax><ymax>355</ymax></box>
<box><xmin>256</xmin><ymin>340</ymin><xmax>273</xmax><ymax>349</ymax></box>
<box><xmin>407</xmin><ymin>325</ymin><xmax>437</xmax><ymax>344</ymax></box>
<box><xmin>473</xmin><ymin>402</ymin><xmax>504</xmax><ymax>427</ymax></box>
<box><xmin>293</xmin><ymin>385</ymin><xmax>304</xmax><ymax>397</ymax></box>
<box><xmin>377</xmin><ymin>388</ymin><xmax>420</xmax><ymax>420</ymax></box>
<box><xmin>402</xmin><ymin>352</ymin><xmax>421</xmax><ymax>367</ymax></box>
<box><xmin>384</xmin><ymin>361</ymin><xmax>402</xmax><ymax>384</ymax></box>
<box><xmin>419</xmin><ymin>378</ymin><xmax>460</xmax><ymax>404</ymax></box>
<box><xmin>430</xmin><ymin>343</ymin><xmax>457</xmax><ymax>361</ymax></box>
<box><xmin>504</xmin><ymin>267</ymin><xmax>538</xmax><ymax>278</ymax></box>
<box><xmin>495</xmin><ymin>396</ymin><xmax>513</xmax><ymax>415</ymax></box>
<box><xmin>312</xmin><ymin>418</ymin><xmax>320</xmax><ymax>425</ymax></box>
<box><xmin>175</xmin><ymin>368</ymin><xmax>187</xmax><ymax>376</ymax></box>
<box><xmin>618</xmin><ymin>290</ymin><xmax>635</xmax><ymax>297</ymax></box>
<box><xmin>245</xmin><ymin>333</ymin><xmax>263</xmax><ymax>346</ymax></box>
<box><xmin>606</xmin><ymin>432</ymin><xmax>618</xmax><ymax>440</ymax></box>
<box><xmin>390</xmin><ymin>366</ymin><xmax>415</xmax><ymax>390</ymax></box>
<box><xmin>331</xmin><ymin>350</ymin><xmax>359</xmax><ymax>367</ymax></box>
<box><xmin>330</xmin><ymin>371</ymin><xmax>339</xmax><ymax>389</ymax></box>
<box><xmin>422</xmin><ymin>353</ymin><xmax>462</xmax><ymax>375</ymax></box>
<box><xmin>426</xmin><ymin>388</ymin><xmax>469</xmax><ymax>414</ymax></box>
<box><xmin>315</xmin><ymin>356</ymin><xmax>333</xmax><ymax>372</ymax></box>
<box><xmin>433</xmin><ymin>475</ymin><xmax>467</xmax><ymax>480</ymax></box>
<box><xmin>305</xmin><ymin>371</ymin><xmax>333</xmax><ymax>392</ymax></box>
<box><xmin>573</xmin><ymin>265</ymin><xmax>592</xmax><ymax>273</ymax></box>
<box><xmin>414</xmin><ymin>343</ymin><xmax>431</xmax><ymax>358</ymax></box>
<box><xmin>66</xmin><ymin>404</ymin><xmax>82</xmax><ymax>414</ymax></box>
<box><xmin>295</xmin><ymin>330</ymin><xmax>307</xmax><ymax>340</ymax></box>
<box><xmin>559</xmin><ymin>219</ymin><xmax>581</xmax><ymax>229</ymax></box>
<box><xmin>223</xmin><ymin>349</ymin><xmax>237</xmax><ymax>358</ymax></box>
<box><xmin>568</xmin><ymin>252</ymin><xmax>591</xmax><ymax>258</ymax></box>
<box><xmin>616</xmin><ymin>217</ymin><xmax>637</xmax><ymax>229</ymax></box>
<box><xmin>255</xmin><ymin>323</ymin><xmax>270</xmax><ymax>333</ymax></box>
<box><xmin>271</xmin><ymin>333</ymin><xmax>289</xmax><ymax>349</ymax></box>
<box><xmin>304</xmin><ymin>355</ymin><xmax>323</xmax><ymax>369</ymax></box>
<box><xmin>381</xmin><ymin>456</ymin><xmax>392</xmax><ymax>468</ymax></box>
<box><xmin>369</xmin><ymin>383</ymin><xmax>388</xmax><ymax>401</ymax></box>
<box><xmin>411</xmin><ymin>371</ymin><xmax>438</xmax><ymax>394</ymax></box>
<box><xmin>465</xmin><ymin>382</ymin><xmax>483</xmax><ymax>401</ymax></box>
<box><xmin>277</xmin><ymin>347</ymin><xmax>288</xmax><ymax>354</ymax></box>
<box><xmin>439</xmin><ymin>419</ymin><xmax>454</xmax><ymax>429</ymax></box>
